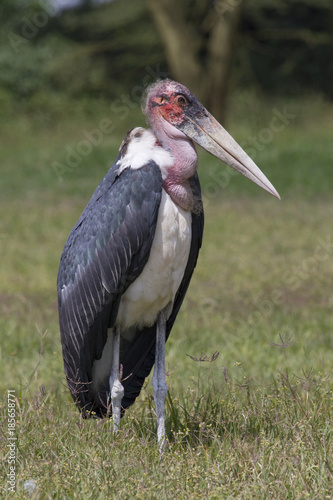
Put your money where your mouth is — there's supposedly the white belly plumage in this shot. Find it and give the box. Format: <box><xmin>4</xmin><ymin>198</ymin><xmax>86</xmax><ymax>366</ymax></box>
<box><xmin>91</xmin><ymin>190</ymin><xmax>192</xmax><ymax>392</ymax></box>
<box><xmin>117</xmin><ymin>189</ymin><xmax>192</xmax><ymax>330</ymax></box>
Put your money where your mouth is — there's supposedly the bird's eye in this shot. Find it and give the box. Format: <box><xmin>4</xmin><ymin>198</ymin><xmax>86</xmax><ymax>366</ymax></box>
<box><xmin>176</xmin><ymin>95</ymin><xmax>187</xmax><ymax>106</ymax></box>
<box><xmin>159</xmin><ymin>96</ymin><xmax>166</xmax><ymax>104</ymax></box>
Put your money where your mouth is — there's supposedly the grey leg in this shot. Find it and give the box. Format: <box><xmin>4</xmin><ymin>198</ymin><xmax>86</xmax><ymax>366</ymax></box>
<box><xmin>152</xmin><ymin>307</ymin><xmax>169</xmax><ymax>452</ymax></box>
<box><xmin>109</xmin><ymin>325</ymin><xmax>124</xmax><ymax>433</ymax></box>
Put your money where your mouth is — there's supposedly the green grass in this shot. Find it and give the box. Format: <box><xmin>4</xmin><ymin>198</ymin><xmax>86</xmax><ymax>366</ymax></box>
<box><xmin>0</xmin><ymin>92</ymin><xmax>332</xmax><ymax>498</ymax></box>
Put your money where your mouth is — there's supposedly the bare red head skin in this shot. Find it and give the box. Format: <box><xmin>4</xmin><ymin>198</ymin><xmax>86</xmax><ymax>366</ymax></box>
<box><xmin>144</xmin><ymin>79</ymin><xmax>280</xmax><ymax>204</ymax></box>
<box><xmin>144</xmin><ymin>80</ymin><xmax>203</xmax><ymax>212</ymax></box>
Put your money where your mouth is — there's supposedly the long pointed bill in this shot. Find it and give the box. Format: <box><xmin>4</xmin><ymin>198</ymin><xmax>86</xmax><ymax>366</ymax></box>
<box><xmin>179</xmin><ymin>111</ymin><xmax>280</xmax><ymax>199</ymax></box>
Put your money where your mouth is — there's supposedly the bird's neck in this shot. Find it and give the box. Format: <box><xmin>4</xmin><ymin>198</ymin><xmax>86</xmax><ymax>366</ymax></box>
<box><xmin>162</xmin><ymin>143</ymin><xmax>198</xmax><ymax>213</ymax></box>
<box><xmin>152</xmin><ymin>120</ymin><xmax>198</xmax><ymax>213</ymax></box>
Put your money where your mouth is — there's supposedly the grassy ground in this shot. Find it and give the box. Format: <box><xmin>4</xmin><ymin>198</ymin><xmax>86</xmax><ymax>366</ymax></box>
<box><xmin>0</xmin><ymin>92</ymin><xmax>332</xmax><ymax>498</ymax></box>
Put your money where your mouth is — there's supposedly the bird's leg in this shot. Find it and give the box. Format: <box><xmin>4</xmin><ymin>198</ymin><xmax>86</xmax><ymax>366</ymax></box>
<box><xmin>152</xmin><ymin>306</ymin><xmax>169</xmax><ymax>452</ymax></box>
<box><xmin>109</xmin><ymin>325</ymin><xmax>124</xmax><ymax>434</ymax></box>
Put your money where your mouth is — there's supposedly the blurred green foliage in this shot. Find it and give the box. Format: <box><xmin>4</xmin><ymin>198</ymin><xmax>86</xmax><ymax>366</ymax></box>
<box><xmin>0</xmin><ymin>0</ymin><xmax>332</xmax><ymax>113</ymax></box>
<box><xmin>240</xmin><ymin>0</ymin><xmax>333</xmax><ymax>97</ymax></box>
<box><xmin>0</xmin><ymin>0</ymin><xmax>165</xmax><ymax>103</ymax></box>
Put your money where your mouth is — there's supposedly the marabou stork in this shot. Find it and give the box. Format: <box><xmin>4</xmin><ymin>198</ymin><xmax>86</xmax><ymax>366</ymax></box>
<box><xmin>57</xmin><ymin>79</ymin><xmax>279</xmax><ymax>449</ymax></box>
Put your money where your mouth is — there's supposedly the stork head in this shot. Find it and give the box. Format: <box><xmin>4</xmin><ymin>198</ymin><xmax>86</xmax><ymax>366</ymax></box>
<box><xmin>144</xmin><ymin>79</ymin><xmax>280</xmax><ymax>199</ymax></box>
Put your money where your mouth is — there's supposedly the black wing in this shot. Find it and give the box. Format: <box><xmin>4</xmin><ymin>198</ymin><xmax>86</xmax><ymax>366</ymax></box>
<box><xmin>57</xmin><ymin>158</ymin><xmax>163</xmax><ymax>416</ymax></box>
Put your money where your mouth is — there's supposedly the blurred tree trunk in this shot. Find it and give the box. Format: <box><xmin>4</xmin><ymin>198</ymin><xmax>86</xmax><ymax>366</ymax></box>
<box><xmin>147</xmin><ymin>0</ymin><xmax>244</xmax><ymax>123</ymax></box>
